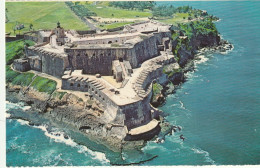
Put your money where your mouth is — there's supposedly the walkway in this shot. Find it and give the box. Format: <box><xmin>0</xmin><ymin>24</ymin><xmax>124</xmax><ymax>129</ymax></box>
<box><xmin>128</xmin><ymin>119</ymin><xmax>159</xmax><ymax>135</ymax></box>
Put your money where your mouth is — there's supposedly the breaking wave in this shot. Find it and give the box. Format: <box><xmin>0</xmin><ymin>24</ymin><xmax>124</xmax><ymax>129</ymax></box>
<box><xmin>194</xmin><ymin>54</ymin><xmax>209</xmax><ymax>65</ymax></box>
<box><xmin>14</xmin><ymin>119</ymin><xmax>110</xmax><ymax>164</ymax></box>
<box><xmin>7</xmin><ymin>100</ymin><xmax>110</xmax><ymax>165</ymax></box>
<box><xmin>191</xmin><ymin>147</ymin><xmax>216</xmax><ymax>165</ymax></box>
<box><xmin>6</xmin><ymin>101</ymin><xmax>31</xmax><ymax>111</ymax></box>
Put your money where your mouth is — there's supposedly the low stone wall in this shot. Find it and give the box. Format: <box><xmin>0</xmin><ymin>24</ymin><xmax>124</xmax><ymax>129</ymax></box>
<box><xmin>107</xmin><ymin>26</ymin><xmax>124</xmax><ymax>32</ymax></box>
<box><xmin>129</xmin><ymin>21</ymin><xmax>150</xmax><ymax>26</ymax></box>
<box><xmin>72</xmin><ymin>34</ymin><xmax>138</xmax><ymax>45</ymax></box>
<box><xmin>5</xmin><ymin>35</ymin><xmax>24</xmax><ymax>42</ymax></box>
<box><xmin>24</xmin><ymin>34</ymin><xmax>38</xmax><ymax>43</ymax></box>
<box><xmin>76</xmin><ymin>30</ymin><xmax>96</xmax><ymax>35</ymax></box>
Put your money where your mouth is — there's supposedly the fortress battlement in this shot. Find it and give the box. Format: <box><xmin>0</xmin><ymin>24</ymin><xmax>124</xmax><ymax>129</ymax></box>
<box><xmin>13</xmin><ymin>20</ymin><xmax>175</xmax><ymax>138</ymax></box>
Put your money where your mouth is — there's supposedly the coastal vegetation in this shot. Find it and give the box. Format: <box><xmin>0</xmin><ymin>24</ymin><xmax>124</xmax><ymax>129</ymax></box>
<box><xmin>109</xmin><ymin>1</ymin><xmax>155</xmax><ymax>11</ymax></box>
<box><xmin>52</xmin><ymin>91</ymin><xmax>67</xmax><ymax>100</ymax></box>
<box><xmin>6</xmin><ymin>40</ymin><xmax>57</xmax><ymax>94</ymax></box>
<box><xmin>6</xmin><ymin>40</ymin><xmax>34</xmax><ymax>65</ymax></box>
<box><xmin>5</xmin><ymin>2</ymin><xmax>89</xmax><ymax>35</ymax></box>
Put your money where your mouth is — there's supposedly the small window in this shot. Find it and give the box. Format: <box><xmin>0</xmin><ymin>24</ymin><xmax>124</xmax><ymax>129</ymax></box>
<box><xmin>70</xmin><ymin>83</ymin><xmax>73</xmax><ymax>86</ymax></box>
<box><xmin>77</xmin><ymin>84</ymin><xmax>80</xmax><ymax>87</ymax></box>
<box><xmin>92</xmin><ymin>88</ymin><xmax>94</xmax><ymax>91</ymax></box>
<box><xmin>85</xmin><ymin>85</ymin><xmax>88</xmax><ymax>88</ymax></box>
<box><xmin>95</xmin><ymin>91</ymin><xmax>97</xmax><ymax>94</ymax></box>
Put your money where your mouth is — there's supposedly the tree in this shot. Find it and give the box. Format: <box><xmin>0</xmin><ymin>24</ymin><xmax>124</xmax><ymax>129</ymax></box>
<box><xmin>29</xmin><ymin>24</ymin><xmax>33</xmax><ymax>30</ymax></box>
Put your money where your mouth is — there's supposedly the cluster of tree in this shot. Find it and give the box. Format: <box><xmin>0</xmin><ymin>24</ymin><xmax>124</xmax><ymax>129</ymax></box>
<box><xmin>152</xmin><ymin>5</ymin><xmax>194</xmax><ymax>18</ymax></box>
<box><xmin>176</xmin><ymin>6</ymin><xmax>193</xmax><ymax>13</ymax></box>
<box><xmin>65</xmin><ymin>1</ymin><xmax>96</xmax><ymax>18</ymax></box>
<box><xmin>109</xmin><ymin>1</ymin><xmax>155</xmax><ymax>11</ymax></box>
<box><xmin>178</xmin><ymin>18</ymin><xmax>218</xmax><ymax>39</ymax></box>
<box><xmin>152</xmin><ymin>5</ymin><xmax>176</xmax><ymax>18</ymax></box>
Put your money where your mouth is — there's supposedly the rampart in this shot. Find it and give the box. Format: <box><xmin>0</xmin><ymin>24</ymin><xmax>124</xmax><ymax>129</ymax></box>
<box><xmin>64</xmin><ymin>31</ymin><xmax>170</xmax><ymax>76</ymax></box>
<box><xmin>61</xmin><ymin>71</ymin><xmax>154</xmax><ymax>130</ymax></box>
<box><xmin>27</xmin><ymin>46</ymin><xmax>69</xmax><ymax>77</ymax></box>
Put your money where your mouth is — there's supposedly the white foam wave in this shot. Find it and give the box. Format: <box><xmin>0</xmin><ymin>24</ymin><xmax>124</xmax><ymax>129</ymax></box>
<box><xmin>6</xmin><ymin>102</ymin><xmax>109</xmax><ymax>164</ymax></box>
<box><xmin>194</xmin><ymin>55</ymin><xmax>209</xmax><ymax>65</ymax></box>
<box><xmin>12</xmin><ymin>116</ymin><xmax>109</xmax><ymax>164</ymax></box>
<box><xmin>16</xmin><ymin>119</ymin><xmax>30</xmax><ymax>125</ymax></box>
<box><xmin>6</xmin><ymin>101</ymin><xmax>31</xmax><ymax>111</ymax></box>
<box><xmin>78</xmin><ymin>145</ymin><xmax>110</xmax><ymax>164</ymax></box>
<box><xmin>34</xmin><ymin>125</ymin><xmax>109</xmax><ymax>164</ymax></box>
<box><xmin>179</xmin><ymin>101</ymin><xmax>185</xmax><ymax>109</ymax></box>
<box><xmin>191</xmin><ymin>147</ymin><xmax>216</xmax><ymax>165</ymax></box>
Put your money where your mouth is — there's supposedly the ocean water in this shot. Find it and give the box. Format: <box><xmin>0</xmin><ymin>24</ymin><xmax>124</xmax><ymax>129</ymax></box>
<box><xmin>6</xmin><ymin>1</ymin><xmax>260</xmax><ymax>166</ymax></box>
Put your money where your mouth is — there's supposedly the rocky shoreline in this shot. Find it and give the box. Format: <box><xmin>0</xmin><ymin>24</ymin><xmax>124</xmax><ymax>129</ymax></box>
<box><xmin>151</xmin><ymin>38</ymin><xmax>233</xmax><ymax>107</ymax></box>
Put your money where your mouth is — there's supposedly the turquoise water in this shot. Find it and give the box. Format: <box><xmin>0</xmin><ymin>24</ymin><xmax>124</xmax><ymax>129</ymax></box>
<box><xmin>6</xmin><ymin>1</ymin><xmax>260</xmax><ymax>166</ymax></box>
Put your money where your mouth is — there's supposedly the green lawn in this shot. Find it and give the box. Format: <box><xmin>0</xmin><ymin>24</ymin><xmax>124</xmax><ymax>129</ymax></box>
<box><xmin>6</xmin><ymin>40</ymin><xmax>35</xmax><ymax>65</ymax></box>
<box><xmin>6</xmin><ymin>2</ymin><xmax>89</xmax><ymax>35</ymax></box>
<box><xmin>159</xmin><ymin>13</ymin><xmax>191</xmax><ymax>25</ymax></box>
<box><xmin>85</xmin><ymin>4</ymin><xmax>152</xmax><ymax>18</ymax></box>
<box><xmin>6</xmin><ymin>66</ymin><xmax>35</xmax><ymax>87</ymax></box>
<box><xmin>31</xmin><ymin>76</ymin><xmax>57</xmax><ymax>94</ymax></box>
<box><xmin>98</xmin><ymin>21</ymin><xmax>134</xmax><ymax>29</ymax></box>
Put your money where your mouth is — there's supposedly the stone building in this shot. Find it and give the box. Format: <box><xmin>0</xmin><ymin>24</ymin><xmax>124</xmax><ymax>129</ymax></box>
<box><xmin>12</xmin><ymin>21</ymin><xmax>175</xmax><ymax>141</ymax></box>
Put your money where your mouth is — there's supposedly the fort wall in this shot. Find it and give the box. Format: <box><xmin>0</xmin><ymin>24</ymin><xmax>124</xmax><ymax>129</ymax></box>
<box><xmin>64</xmin><ymin>32</ymin><xmax>170</xmax><ymax>76</ymax></box>
<box><xmin>27</xmin><ymin>47</ymin><xmax>69</xmax><ymax>77</ymax></box>
<box><xmin>61</xmin><ymin>72</ymin><xmax>154</xmax><ymax>130</ymax></box>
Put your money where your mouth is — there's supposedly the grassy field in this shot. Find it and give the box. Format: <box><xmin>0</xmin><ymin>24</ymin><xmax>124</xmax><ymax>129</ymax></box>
<box><xmin>85</xmin><ymin>4</ymin><xmax>152</xmax><ymax>18</ymax></box>
<box><xmin>159</xmin><ymin>13</ymin><xmax>191</xmax><ymax>25</ymax></box>
<box><xmin>6</xmin><ymin>40</ymin><xmax>35</xmax><ymax>65</ymax></box>
<box><xmin>6</xmin><ymin>66</ymin><xmax>34</xmax><ymax>87</ymax></box>
<box><xmin>98</xmin><ymin>21</ymin><xmax>134</xmax><ymax>29</ymax></box>
<box><xmin>6</xmin><ymin>2</ymin><xmax>89</xmax><ymax>35</ymax></box>
<box><xmin>31</xmin><ymin>76</ymin><xmax>57</xmax><ymax>94</ymax></box>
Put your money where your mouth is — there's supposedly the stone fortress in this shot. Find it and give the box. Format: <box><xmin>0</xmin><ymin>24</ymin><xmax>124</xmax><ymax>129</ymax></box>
<box><xmin>13</xmin><ymin>20</ymin><xmax>176</xmax><ymax>141</ymax></box>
